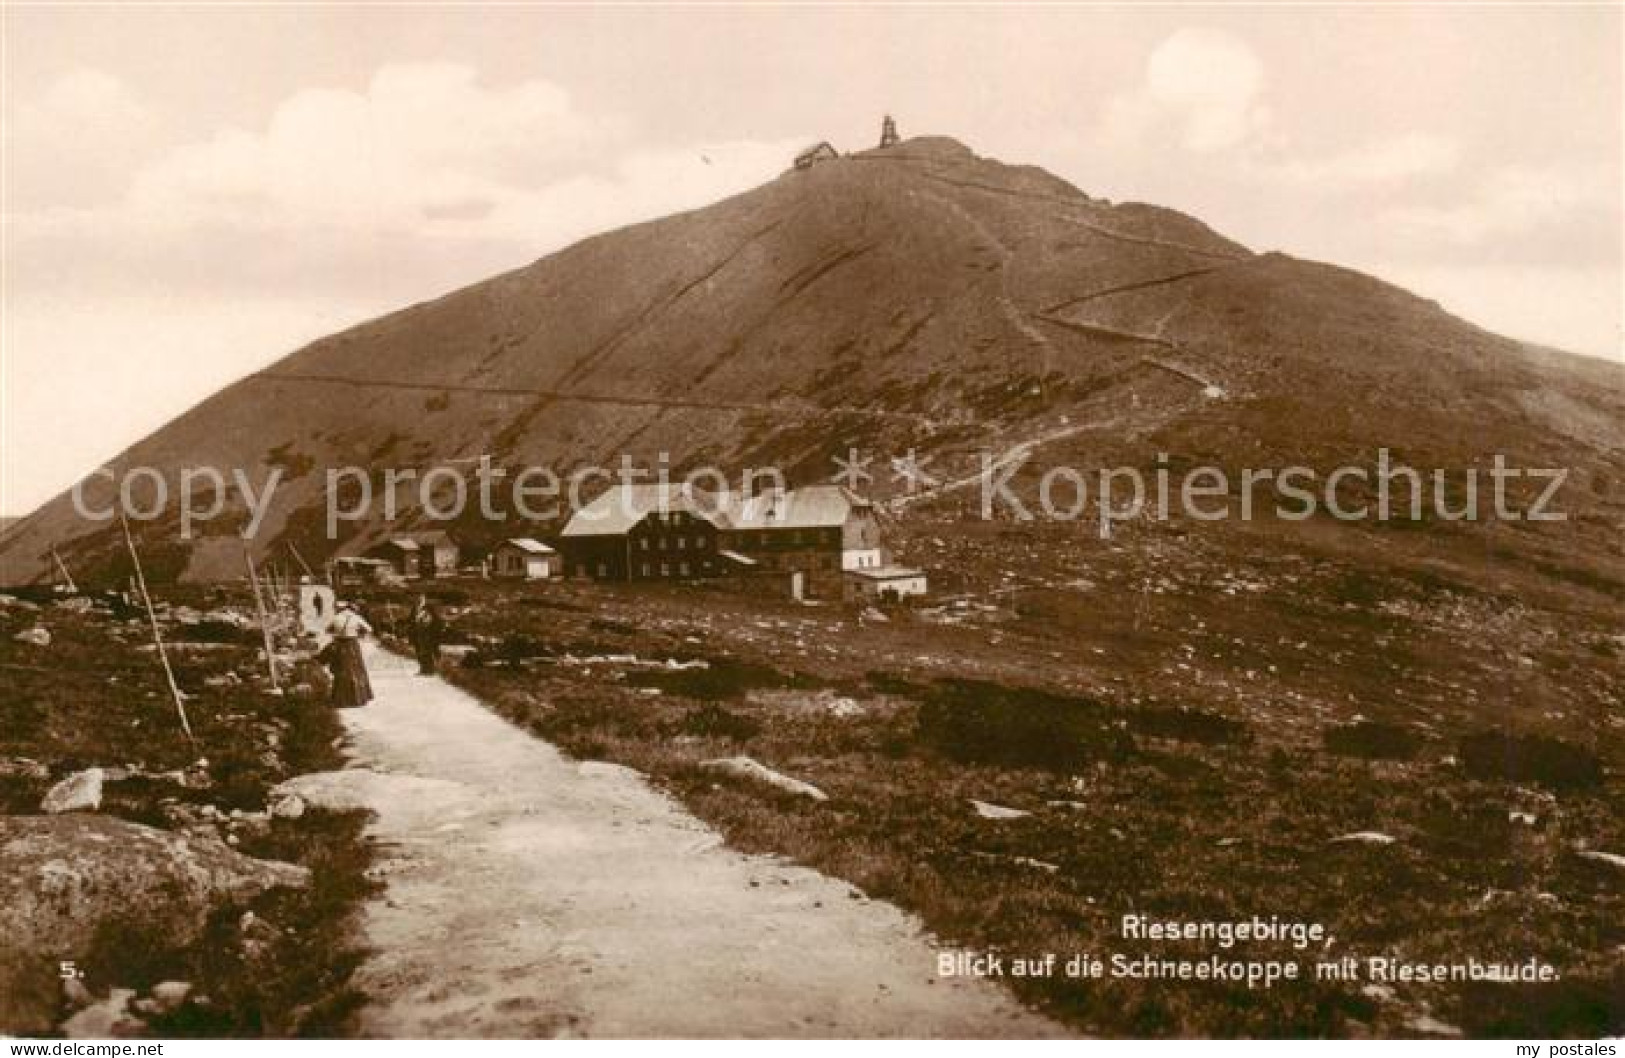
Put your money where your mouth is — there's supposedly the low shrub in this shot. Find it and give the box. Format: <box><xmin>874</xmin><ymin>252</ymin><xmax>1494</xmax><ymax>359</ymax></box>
<box><xmin>1459</xmin><ymin>731</ymin><xmax>1604</xmax><ymax>790</ymax></box>
<box><xmin>916</xmin><ymin>678</ymin><xmax>1134</xmax><ymax>772</ymax></box>
<box><xmin>1324</xmin><ymin>721</ymin><xmax>1421</xmax><ymax>760</ymax></box>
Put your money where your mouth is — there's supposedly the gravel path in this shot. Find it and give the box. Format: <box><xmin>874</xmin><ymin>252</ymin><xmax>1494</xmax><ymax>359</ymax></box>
<box><xmin>315</xmin><ymin>644</ymin><xmax>1064</xmax><ymax>1038</ymax></box>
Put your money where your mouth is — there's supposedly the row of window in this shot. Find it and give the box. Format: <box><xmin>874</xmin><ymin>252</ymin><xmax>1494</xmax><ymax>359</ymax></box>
<box><xmin>758</xmin><ymin>554</ymin><xmax>838</xmax><ymax>572</ymax></box>
<box><xmin>730</xmin><ymin>528</ymin><xmax>842</xmax><ymax>547</ymax></box>
<box><xmin>638</xmin><ymin>535</ymin><xmax>709</xmax><ymax>551</ymax></box>
<box><xmin>638</xmin><ymin>560</ymin><xmax>712</xmax><ymax>578</ymax></box>
<box><xmin>578</xmin><ymin>562</ymin><xmax>709</xmax><ymax>578</ymax></box>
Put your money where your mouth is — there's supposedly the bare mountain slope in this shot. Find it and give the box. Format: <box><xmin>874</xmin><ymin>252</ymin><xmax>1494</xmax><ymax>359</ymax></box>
<box><xmin>2</xmin><ymin>136</ymin><xmax>1621</xmax><ymax>584</ymax></box>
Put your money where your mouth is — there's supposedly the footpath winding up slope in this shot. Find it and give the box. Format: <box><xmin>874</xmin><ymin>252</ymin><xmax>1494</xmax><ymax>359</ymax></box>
<box><xmin>292</xmin><ymin>646</ymin><xmax>1063</xmax><ymax>1038</ymax></box>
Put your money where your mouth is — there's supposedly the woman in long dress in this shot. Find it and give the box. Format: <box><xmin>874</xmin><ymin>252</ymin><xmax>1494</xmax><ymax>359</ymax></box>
<box><xmin>325</xmin><ymin>600</ymin><xmax>374</xmax><ymax>708</ymax></box>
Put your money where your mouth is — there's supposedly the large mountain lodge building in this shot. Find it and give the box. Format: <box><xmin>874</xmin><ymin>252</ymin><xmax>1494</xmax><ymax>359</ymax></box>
<box><xmin>558</xmin><ymin>483</ymin><xmax>913</xmax><ymax>600</ymax></box>
<box><xmin>720</xmin><ymin>485</ymin><xmax>883</xmax><ymax>598</ymax></box>
<box><xmin>556</xmin><ymin>484</ymin><xmax>722</xmax><ymax>583</ymax></box>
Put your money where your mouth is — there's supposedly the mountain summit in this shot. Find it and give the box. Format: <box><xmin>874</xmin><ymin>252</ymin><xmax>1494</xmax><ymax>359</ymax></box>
<box><xmin>2</xmin><ymin>135</ymin><xmax>1621</xmax><ymax>584</ymax></box>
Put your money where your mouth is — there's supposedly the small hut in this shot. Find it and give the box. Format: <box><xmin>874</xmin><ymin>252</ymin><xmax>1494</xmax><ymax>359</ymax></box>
<box><xmin>365</xmin><ymin>531</ymin><xmax>459</xmax><ymax>579</ymax></box>
<box><xmin>490</xmin><ymin>538</ymin><xmax>560</xmax><ymax>580</ymax></box>
<box><xmin>793</xmin><ymin>142</ymin><xmax>840</xmax><ymax>170</ymax></box>
<box><xmin>842</xmin><ymin>565</ymin><xmax>927</xmax><ymax>605</ymax></box>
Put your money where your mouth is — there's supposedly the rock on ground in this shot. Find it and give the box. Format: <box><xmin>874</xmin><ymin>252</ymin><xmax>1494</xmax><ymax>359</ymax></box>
<box><xmin>60</xmin><ymin>988</ymin><xmax>143</xmax><ymax>1039</ymax></box>
<box><xmin>971</xmin><ymin>799</ymin><xmax>1030</xmax><ymax>820</ymax></box>
<box><xmin>699</xmin><ymin>756</ymin><xmax>829</xmax><ymax>801</ymax></box>
<box><xmin>1578</xmin><ymin>849</ymin><xmax>1625</xmax><ymax>870</ymax></box>
<box><xmin>149</xmin><ymin>980</ymin><xmax>193</xmax><ymax>1013</ymax></box>
<box><xmin>269</xmin><ymin>793</ymin><xmax>307</xmax><ymax>820</ymax></box>
<box><xmin>0</xmin><ymin>815</ymin><xmax>309</xmax><ymax>1035</ymax></box>
<box><xmin>41</xmin><ymin>768</ymin><xmax>104</xmax><ymax>814</ymax></box>
<box><xmin>13</xmin><ymin>626</ymin><xmax>51</xmax><ymax>647</ymax></box>
<box><xmin>1329</xmin><ymin>831</ymin><xmax>1397</xmax><ymax>846</ymax></box>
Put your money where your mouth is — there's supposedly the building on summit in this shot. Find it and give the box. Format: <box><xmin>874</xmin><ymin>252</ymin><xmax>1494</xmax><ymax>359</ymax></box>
<box><xmin>879</xmin><ymin>114</ymin><xmax>900</xmax><ymax>148</ymax></box>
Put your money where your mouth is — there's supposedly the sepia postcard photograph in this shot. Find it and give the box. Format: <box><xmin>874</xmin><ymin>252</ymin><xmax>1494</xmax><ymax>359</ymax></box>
<box><xmin>1</xmin><ymin>0</ymin><xmax>1621</xmax><ymax>1045</ymax></box>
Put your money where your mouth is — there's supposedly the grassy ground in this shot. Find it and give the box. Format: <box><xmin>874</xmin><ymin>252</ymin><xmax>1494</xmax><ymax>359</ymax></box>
<box><xmin>0</xmin><ymin>585</ymin><xmax>375</xmax><ymax>1038</ymax></box>
<box><xmin>358</xmin><ymin>528</ymin><xmax>1623</xmax><ymax>1038</ymax></box>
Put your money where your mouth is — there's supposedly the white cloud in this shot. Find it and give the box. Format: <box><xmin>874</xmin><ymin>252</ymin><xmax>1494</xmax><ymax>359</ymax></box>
<box><xmin>11</xmin><ymin>63</ymin><xmax>807</xmax><ymax>296</ymax></box>
<box><xmin>114</xmin><ymin>62</ymin><xmax>806</xmax><ymax>250</ymax></box>
<box><xmin>1104</xmin><ymin>28</ymin><xmax>1272</xmax><ymax>154</ymax></box>
<box><xmin>1102</xmin><ymin>29</ymin><xmax>1464</xmax><ymax>196</ymax></box>
<box><xmin>5</xmin><ymin>68</ymin><xmax>164</xmax><ymax>208</ymax></box>
<box><xmin>4</xmin><ymin>62</ymin><xmax>811</xmax><ymax>511</ymax></box>
<box><xmin>1144</xmin><ymin>28</ymin><xmax>1270</xmax><ymax>152</ymax></box>
<box><xmin>1384</xmin><ymin>164</ymin><xmax>1616</xmax><ymax>245</ymax></box>
<box><xmin>1265</xmin><ymin>132</ymin><xmax>1461</xmax><ymax>190</ymax></box>
<box><xmin>127</xmin><ymin>62</ymin><xmax>619</xmax><ymax>233</ymax></box>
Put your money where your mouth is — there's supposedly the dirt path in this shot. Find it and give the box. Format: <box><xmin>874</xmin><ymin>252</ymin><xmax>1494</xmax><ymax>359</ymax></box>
<box><xmin>304</xmin><ymin>645</ymin><xmax>1066</xmax><ymax>1038</ymax></box>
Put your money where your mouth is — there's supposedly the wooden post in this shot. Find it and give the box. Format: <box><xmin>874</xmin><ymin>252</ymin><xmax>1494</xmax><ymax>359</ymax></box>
<box><xmin>49</xmin><ymin>547</ymin><xmax>78</xmax><ymax>593</ymax></box>
<box><xmin>288</xmin><ymin>541</ymin><xmax>316</xmax><ymax>579</ymax></box>
<box><xmin>278</xmin><ymin>563</ymin><xmax>296</xmax><ymax>629</ymax></box>
<box><xmin>266</xmin><ymin>563</ymin><xmax>285</xmax><ymax>633</ymax></box>
<box><xmin>267</xmin><ymin>562</ymin><xmax>288</xmax><ymax>631</ymax></box>
<box><xmin>119</xmin><ymin>511</ymin><xmax>194</xmax><ymax>743</ymax></box>
<box><xmin>243</xmin><ymin>541</ymin><xmax>282</xmax><ymax>692</ymax></box>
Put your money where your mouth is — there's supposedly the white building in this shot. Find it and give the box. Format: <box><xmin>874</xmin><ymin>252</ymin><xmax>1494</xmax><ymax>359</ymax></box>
<box><xmin>491</xmin><ymin>538</ymin><xmax>560</xmax><ymax>580</ymax></box>
<box><xmin>842</xmin><ymin>565</ymin><xmax>928</xmax><ymax>604</ymax></box>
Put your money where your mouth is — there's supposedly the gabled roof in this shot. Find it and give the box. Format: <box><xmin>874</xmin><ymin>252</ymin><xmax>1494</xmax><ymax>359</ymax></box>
<box><xmin>724</xmin><ymin>484</ymin><xmax>868</xmax><ymax>531</ymax></box>
<box><xmin>795</xmin><ymin>141</ymin><xmax>839</xmax><ymax>162</ymax></box>
<box><xmin>380</xmin><ymin>530</ymin><xmax>456</xmax><ymax>551</ymax></box>
<box><xmin>846</xmin><ymin>565</ymin><xmax>925</xmax><ymax>581</ymax></box>
<box><xmin>560</xmin><ymin>483</ymin><xmax>724</xmax><ymax>538</ymax></box>
<box><xmin>497</xmin><ymin>537</ymin><xmax>555</xmax><ymax>554</ymax></box>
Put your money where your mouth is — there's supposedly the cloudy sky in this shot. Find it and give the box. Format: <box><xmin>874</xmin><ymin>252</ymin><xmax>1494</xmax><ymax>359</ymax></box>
<box><xmin>3</xmin><ymin>3</ymin><xmax>1620</xmax><ymax>515</ymax></box>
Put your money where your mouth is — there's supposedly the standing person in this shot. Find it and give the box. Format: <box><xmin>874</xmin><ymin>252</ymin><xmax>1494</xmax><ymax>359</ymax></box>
<box><xmin>409</xmin><ymin>594</ymin><xmax>444</xmax><ymax>676</ymax></box>
<box><xmin>325</xmin><ymin>600</ymin><xmax>374</xmax><ymax>708</ymax></box>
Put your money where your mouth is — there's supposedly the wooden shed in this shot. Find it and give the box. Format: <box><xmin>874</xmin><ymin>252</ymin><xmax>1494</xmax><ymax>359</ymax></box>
<box><xmin>365</xmin><ymin>531</ymin><xmax>459</xmax><ymax>579</ymax></box>
<box><xmin>491</xmin><ymin>538</ymin><xmax>560</xmax><ymax>580</ymax></box>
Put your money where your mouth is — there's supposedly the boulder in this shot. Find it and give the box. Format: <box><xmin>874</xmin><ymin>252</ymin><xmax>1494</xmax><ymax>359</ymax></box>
<box><xmin>149</xmin><ymin>980</ymin><xmax>193</xmax><ymax>1013</ymax></box>
<box><xmin>1329</xmin><ymin>831</ymin><xmax>1397</xmax><ymax>846</ymax></box>
<box><xmin>1578</xmin><ymin>849</ymin><xmax>1625</xmax><ymax>870</ymax></box>
<box><xmin>824</xmin><ymin>695</ymin><xmax>865</xmax><ymax>718</ymax></box>
<box><xmin>1408</xmin><ymin>1014</ymin><xmax>1463</xmax><ymax>1037</ymax></box>
<box><xmin>60</xmin><ymin>988</ymin><xmax>143</xmax><ymax>1039</ymax></box>
<box><xmin>13</xmin><ymin>626</ymin><xmax>51</xmax><ymax>648</ymax></box>
<box><xmin>269</xmin><ymin>793</ymin><xmax>307</xmax><ymax>820</ymax></box>
<box><xmin>699</xmin><ymin>756</ymin><xmax>828</xmax><ymax>802</ymax></box>
<box><xmin>0</xmin><ymin>815</ymin><xmax>309</xmax><ymax>1034</ymax></box>
<box><xmin>41</xmin><ymin>768</ymin><xmax>104</xmax><ymax>814</ymax></box>
<box><xmin>199</xmin><ymin>609</ymin><xmax>253</xmax><ymax>629</ymax></box>
<box><xmin>970</xmin><ymin>799</ymin><xmax>1030</xmax><ymax>820</ymax></box>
